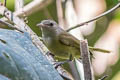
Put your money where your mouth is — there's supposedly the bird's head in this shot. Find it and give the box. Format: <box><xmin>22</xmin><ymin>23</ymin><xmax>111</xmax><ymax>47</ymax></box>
<box><xmin>37</xmin><ymin>20</ymin><xmax>58</xmax><ymax>29</ymax></box>
<box><xmin>37</xmin><ymin>20</ymin><xmax>63</xmax><ymax>35</ymax></box>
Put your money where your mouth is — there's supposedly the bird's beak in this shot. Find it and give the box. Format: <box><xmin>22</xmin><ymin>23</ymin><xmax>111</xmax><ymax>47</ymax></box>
<box><xmin>36</xmin><ymin>23</ymin><xmax>44</xmax><ymax>27</ymax></box>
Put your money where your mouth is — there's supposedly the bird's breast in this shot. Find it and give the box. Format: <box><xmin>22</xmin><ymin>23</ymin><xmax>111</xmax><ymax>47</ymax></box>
<box><xmin>43</xmin><ymin>36</ymin><xmax>70</xmax><ymax>58</ymax></box>
<box><xmin>42</xmin><ymin>36</ymin><xmax>80</xmax><ymax>59</ymax></box>
<box><xmin>43</xmin><ymin>36</ymin><xmax>53</xmax><ymax>46</ymax></box>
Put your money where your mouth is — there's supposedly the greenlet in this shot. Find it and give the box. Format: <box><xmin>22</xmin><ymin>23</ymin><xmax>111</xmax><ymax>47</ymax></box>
<box><xmin>37</xmin><ymin>20</ymin><xmax>110</xmax><ymax>59</ymax></box>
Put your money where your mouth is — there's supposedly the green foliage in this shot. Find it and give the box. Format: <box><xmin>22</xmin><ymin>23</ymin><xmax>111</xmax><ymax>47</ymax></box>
<box><xmin>113</xmin><ymin>10</ymin><xmax>120</xmax><ymax>20</ymax></box>
<box><xmin>106</xmin><ymin>0</ymin><xmax>118</xmax><ymax>9</ymax></box>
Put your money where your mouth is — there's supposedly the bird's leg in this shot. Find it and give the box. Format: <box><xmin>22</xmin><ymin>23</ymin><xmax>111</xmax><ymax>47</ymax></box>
<box><xmin>54</xmin><ymin>54</ymin><xmax>73</xmax><ymax>69</ymax></box>
<box><xmin>45</xmin><ymin>52</ymin><xmax>72</xmax><ymax>68</ymax></box>
<box><xmin>54</xmin><ymin>60</ymin><xmax>69</xmax><ymax>69</ymax></box>
<box><xmin>69</xmin><ymin>54</ymin><xmax>73</xmax><ymax>61</ymax></box>
<box><xmin>45</xmin><ymin>51</ymin><xmax>68</xmax><ymax>68</ymax></box>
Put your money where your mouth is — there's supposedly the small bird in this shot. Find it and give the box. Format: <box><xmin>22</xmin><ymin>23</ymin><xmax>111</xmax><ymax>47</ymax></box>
<box><xmin>37</xmin><ymin>20</ymin><xmax>110</xmax><ymax>59</ymax></box>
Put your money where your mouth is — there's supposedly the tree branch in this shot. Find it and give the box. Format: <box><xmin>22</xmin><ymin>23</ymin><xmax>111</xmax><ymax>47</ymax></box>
<box><xmin>0</xmin><ymin>19</ymin><xmax>15</xmax><ymax>28</ymax></box>
<box><xmin>0</xmin><ymin>0</ymin><xmax>53</xmax><ymax>26</ymax></box>
<box><xmin>66</xmin><ymin>2</ymin><xmax>120</xmax><ymax>32</ymax></box>
<box><xmin>15</xmin><ymin>0</ymin><xmax>24</xmax><ymax>11</ymax></box>
<box><xmin>14</xmin><ymin>0</ymin><xmax>52</xmax><ymax>17</ymax></box>
<box><xmin>80</xmin><ymin>40</ymin><xmax>92</xmax><ymax>80</ymax></box>
<box><xmin>99</xmin><ymin>75</ymin><xmax>108</xmax><ymax>80</ymax></box>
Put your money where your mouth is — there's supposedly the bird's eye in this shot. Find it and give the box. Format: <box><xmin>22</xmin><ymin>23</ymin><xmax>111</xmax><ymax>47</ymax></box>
<box><xmin>49</xmin><ymin>23</ymin><xmax>53</xmax><ymax>26</ymax></box>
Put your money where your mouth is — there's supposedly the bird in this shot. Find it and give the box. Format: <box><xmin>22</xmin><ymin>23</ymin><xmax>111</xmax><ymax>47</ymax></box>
<box><xmin>37</xmin><ymin>20</ymin><xmax>110</xmax><ymax>59</ymax></box>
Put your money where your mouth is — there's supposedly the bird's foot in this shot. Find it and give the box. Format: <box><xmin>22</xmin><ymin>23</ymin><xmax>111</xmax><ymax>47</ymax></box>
<box><xmin>54</xmin><ymin>59</ymin><xmax>71</xmax><ymax>69</ymax></box>
<box><xmin>54</xmin><ymin>54</ymin><xmax>73</xmax><ymax>68</ymax></box>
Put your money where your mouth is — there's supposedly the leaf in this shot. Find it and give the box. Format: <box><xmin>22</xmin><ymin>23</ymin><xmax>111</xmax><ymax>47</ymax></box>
<box><xmin>0</xmin><ymin>29</ymin><xmax>63</xmax><ymax>80</ymax></box>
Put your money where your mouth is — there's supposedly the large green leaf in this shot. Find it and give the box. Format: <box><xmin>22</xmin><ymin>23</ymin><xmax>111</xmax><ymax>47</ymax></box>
<box><xmin>0</xmin><ymin>29</ymin><xmax>63</xmax><ymax>80</ymax></box>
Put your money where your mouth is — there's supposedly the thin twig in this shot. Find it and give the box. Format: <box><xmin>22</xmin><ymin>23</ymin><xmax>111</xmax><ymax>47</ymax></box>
<box><xmin>15</xmin><ymin>0</ymin><xmax>28</xmax><ymax>24</ymax></box>
<box><xmin>0</xmin><ymin>0</ymin><xmax>53</xmax><ymax>24</ymax></box>
<box><xmin>99</xmin><ymin>75</ymin><xmax>108</xmax><ymax>80</ymax></box>
<box><xmin>80</xmin><ymin>40</ymin><xmax>92</xmax><ymax>80</ymax></box>
<box><xmin>66</xmin><ymin>2</ymin><xmax>120</xmax><ymax>32</ymax></box>
<box><xmin>14</xmin><ymin>0</ymin><xmax>53</xmax><ymax>17</ymax></box>
<box><xmin>15</xmin><ymin>0</ymin><xmax>24</xmax><ymax>11</ymax></box>
<box><xmin>0</xmin><ymin>19</ymin><xmax>23</xmax><ymax>32</ymax></box>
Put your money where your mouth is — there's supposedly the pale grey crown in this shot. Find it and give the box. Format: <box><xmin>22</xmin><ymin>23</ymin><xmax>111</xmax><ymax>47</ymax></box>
<box><xmin>40</xmin><ymin>20</ymin><xmax>64</xmax><ymax>35</ymax></box>
<box><xmin>41</xmin><ymin>20</ymin><xmax>57</xmax><ymax>27</ymax></box>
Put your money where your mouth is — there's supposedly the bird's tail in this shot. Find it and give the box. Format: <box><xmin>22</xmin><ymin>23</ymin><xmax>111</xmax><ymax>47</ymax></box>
<box><xmin>89</xmin><ymin>47</ymin><xmax>111</xmax><ymax>53</ymax></box>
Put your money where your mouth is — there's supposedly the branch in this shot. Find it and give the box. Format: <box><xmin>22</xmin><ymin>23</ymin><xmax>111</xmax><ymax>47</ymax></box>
<box><xmin>80</xmin><ymin>40</ymin><xmax>92</xmax><ymax>80</ymax></box>
<box><xmin>99</xmin><ymin>75</ymin><xmax>108</xmax><ymax>80</ymax></box>
<box><xmin>0</xmin><ymin>0</ymin><xmax>53</xmax><ymax>25</ymax></box>
<box><xmin>14</xmin><ymin>0</ymin><xmax>52</xmax><ymax>17</ymax></box>
<box><xmin>15</xmin><ymin>0</ymin><xmax>24</xmax><ymax>11</ymax></box>
<box><xmin>66</xmin><ymin>2</ymin><xmax>120</xmax><ymax>32</ymax></box>
<box><xmin>0</xmin><ymin>19</ymin><xmax>16</xmax><ymax>29</ymax></box>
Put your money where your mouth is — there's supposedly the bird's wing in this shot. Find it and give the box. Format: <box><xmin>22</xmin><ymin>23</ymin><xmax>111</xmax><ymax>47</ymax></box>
<box><xmin>59</xmin><ymin>32</ymin><xmax>80</xmax><ymax>49</ymax></box>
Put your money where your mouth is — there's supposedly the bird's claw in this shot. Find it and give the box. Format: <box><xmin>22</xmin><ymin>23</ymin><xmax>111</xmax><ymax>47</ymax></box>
<box><xmin>54</xmin><ymin>59</ymin><xmax>71</xmax><ymax>69</ymax></box>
